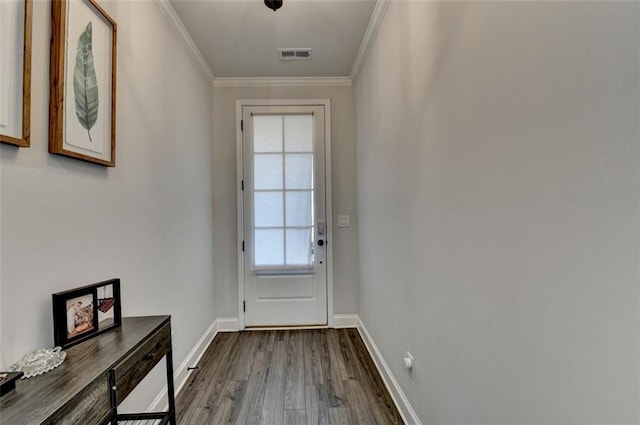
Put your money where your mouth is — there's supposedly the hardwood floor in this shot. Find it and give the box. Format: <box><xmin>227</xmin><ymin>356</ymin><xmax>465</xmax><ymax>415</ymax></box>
<box><xmin>175</xmin><ymin>329</ymin><xmax>404</xmax><ymax>425</ymax></box>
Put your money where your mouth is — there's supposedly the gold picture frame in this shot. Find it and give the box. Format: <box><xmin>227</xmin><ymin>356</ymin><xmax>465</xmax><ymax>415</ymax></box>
<box><xmin>49</xmin><ymin>0</ymin><xmax>117</xmax><ymax>166</ymax></box>
<box><xmin>0</xmin><ymin>0</ymin><xmax>32</xmax><ymax>147</ymax></box>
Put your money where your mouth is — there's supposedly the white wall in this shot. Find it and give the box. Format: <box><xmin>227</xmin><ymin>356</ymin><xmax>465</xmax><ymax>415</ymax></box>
<box><xmin>0</xmin><ymin>0</ymin><xmax>215</xmax><ymax>410</ymax></box>
<box><xmin>355</xmin><ymin>2</ymin><xmax>639</xmax><ymax>424</ymax></box>
<box><xmin>212</xmin><ymin>85</ymin><xmax>359</xmax><ymax>318</ymax></box>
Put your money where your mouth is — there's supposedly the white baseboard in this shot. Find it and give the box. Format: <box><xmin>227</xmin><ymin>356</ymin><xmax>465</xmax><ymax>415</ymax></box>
<box><xmin>333</xmin><ymin>314</ymin><xmax>359</xmax><ymax>328</ymax></box>
<box><xmin>356</xmin><ymin>316</ymin><xmax>422</xmax><ymax>425</ymax></box>
<box><xmin>215</xmin><ymin>317</ymin><xmax>240</xmax><ymax>332</ymax></box>
<box><xmin>240</xmin><ymin>315</ymin><xmax>357</xmax><ymax>331</ymax></box>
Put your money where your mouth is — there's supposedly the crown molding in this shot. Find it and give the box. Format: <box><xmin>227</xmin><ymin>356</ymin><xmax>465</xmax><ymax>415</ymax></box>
<box><xmin>213</xmin><ymin>76</ymin><xmax>353</xmax><ymax>88</ymax></box>
<box><xmin>350</xmin><ymin>0</ymin><xmax>391</xmax><ymax>83</ymax></box>
<box><xmin>153</xmin><ymin>0</ymin><xmax>215</xmax><ymax>84</ymax></box>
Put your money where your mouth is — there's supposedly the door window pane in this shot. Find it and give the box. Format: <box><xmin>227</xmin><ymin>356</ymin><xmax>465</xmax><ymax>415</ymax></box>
<box><xmin>251</xmin><ymin>113</ymin><xmax>317</xmax><ymax>270</ymax></box>
<box><xmin>285</xmin><ymin>191</ymin><xmax>312</xmax><ymax>227</ymax></box>
<box><xmin>285</xmin><ymin>115</ymin><xmax>313</xmax><ymax>152</ymax></box>
<box><xmin>254</xmin><ymin>192</ymin><xmax>283</xmax><ymax>227</ymax></box>
<box><xmin>254</xmin><ymin>154</ymin><xmax>283</xmax><ymax>190</ymax></box>
<box><xmin>254</xmin><ymin>115</ymin><xmax>282</xmax><ymax>152</ymax></box>
<box><xmin>286</xmin><ymin>229</ymin><xmax>313</xmax><ymax>266</ymax></box>
<box><xmin>285</xmin><ymin>154</ymin><xmax>313</xmax><ymax>190</ymax></box>
<box><xmin>255</xmin><ymin>229</ymin><xmax>284</xmax><ymax>266</ymax></box>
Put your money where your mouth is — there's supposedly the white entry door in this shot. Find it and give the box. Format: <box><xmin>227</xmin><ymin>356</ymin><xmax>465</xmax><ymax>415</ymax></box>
<box><xmin>241</xmin><ymin>104</ymin><xmax>328</xmax><ymax>327</ymax></box>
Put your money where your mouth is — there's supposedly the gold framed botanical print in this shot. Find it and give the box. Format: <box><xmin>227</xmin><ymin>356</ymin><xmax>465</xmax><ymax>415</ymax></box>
<box><xmin>49</xmin><ymin>0</ymin><xmax>117</xmax><ymax>166</ymax></box>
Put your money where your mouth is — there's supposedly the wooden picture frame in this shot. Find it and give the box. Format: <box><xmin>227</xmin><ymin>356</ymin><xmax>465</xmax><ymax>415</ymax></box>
<box><xmin>52</xmin><ymin>278</ymin><xmax>122</xmax><ymax>349</ymax></box>
<box><xmin>0</xmin><ymin>0</ymin><xmax>32</xmax><ymax>147</ymax></box>
<box><xmin>49</xmin><ymin>0</ymin><xmax>117</xmax><ymax>166</ymax></box>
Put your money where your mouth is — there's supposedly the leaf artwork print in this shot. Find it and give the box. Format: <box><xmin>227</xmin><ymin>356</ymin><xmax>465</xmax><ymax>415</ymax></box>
<box><xmin>73</xmin><ymin>22</ymin><xmax>99</xmax><ymax>142</ymax></box>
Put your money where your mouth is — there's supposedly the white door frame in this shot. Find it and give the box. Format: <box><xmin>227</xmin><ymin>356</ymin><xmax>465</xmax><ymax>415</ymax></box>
<box><xmin>236</xmin><ymin>99</ymin><xmax>333</xmax><ymax>330</ymax></box>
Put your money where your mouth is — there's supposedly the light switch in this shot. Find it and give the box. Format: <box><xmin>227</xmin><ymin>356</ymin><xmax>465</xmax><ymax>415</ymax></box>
<box><xmin>338</xmin><ymin>215</ymin><xmax>350</xmax><ymax>227</ymax></box>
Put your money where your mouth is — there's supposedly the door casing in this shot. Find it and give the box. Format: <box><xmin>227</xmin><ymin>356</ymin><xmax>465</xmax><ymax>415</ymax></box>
<box><xmin>236</xmin><ymin>99</ymin><xmax>333</xmax><ymax>330</ymax></box>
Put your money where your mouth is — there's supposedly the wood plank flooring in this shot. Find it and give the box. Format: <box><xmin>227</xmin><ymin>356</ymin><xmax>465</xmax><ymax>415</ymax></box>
<box><xmin>176</xmin><ymin>329</ymin><xmax>404</xmax><ymax>425</ymax></box>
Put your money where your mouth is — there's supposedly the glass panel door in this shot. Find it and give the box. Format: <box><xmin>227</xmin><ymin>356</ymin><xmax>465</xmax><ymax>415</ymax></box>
<box><xmin>242</xmin><ymin>103</ymin><xmax>328</xmax><ymax>327</ymax></box>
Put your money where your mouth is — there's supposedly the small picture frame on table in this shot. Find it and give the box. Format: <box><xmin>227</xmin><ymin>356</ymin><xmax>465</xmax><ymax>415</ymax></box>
<box><xmin>52</xmin><ymin>278</ymin><xmax>121</xmax><ymax>349</ymax></box>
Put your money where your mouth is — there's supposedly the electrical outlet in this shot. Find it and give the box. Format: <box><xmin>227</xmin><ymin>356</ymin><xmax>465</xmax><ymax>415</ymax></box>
<box><xmin>403</xmin><ymin>352</ymin><xmax>414</xmax><ymax>369</ymax></box>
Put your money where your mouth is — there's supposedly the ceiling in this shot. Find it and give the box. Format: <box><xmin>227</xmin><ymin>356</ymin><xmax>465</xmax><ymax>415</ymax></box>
<box><xmin>169</xmin><ymin>0</ymin><xmax>377</xmax><ymax>78</ymax></box>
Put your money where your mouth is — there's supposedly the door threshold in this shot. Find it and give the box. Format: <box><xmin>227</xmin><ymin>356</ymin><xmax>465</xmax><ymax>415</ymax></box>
<box><xmin>244</xmin><ymin>324</ymin><xmax>328</xmax><ymax>331</ymax></box>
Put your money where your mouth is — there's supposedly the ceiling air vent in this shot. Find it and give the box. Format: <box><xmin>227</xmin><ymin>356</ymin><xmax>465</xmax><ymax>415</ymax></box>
<box><xmin>278</xmin><ymin>48</ymin><xmax>312</xmax><ymax>61</ymax></box>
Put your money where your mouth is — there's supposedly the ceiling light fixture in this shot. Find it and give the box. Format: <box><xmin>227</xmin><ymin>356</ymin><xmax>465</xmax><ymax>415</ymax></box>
<box><xmin>264</xmin><ymin>0</ymin><xmax>283</xmax><ymax>11</ymax></box>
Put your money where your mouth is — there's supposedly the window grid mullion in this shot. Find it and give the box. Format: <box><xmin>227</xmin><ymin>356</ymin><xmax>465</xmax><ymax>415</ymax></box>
<box><xmin>281</xmin><ymin>115</ymin><xmax>287</xmax><ymax>266</ymax></box>
<box><xmin>255</xmin><ymin>189</ymin><xmax>311</xmax><ymax>193</ymax></box>
<box><xmin>252</xmin><ymin>151</ymin><xmax>312</xmax><ymax>155</ymax></box>
<box><xmin>254</xmin><ymin>226</ymin><xmax>314</xmax><ymax>230</ymax></box>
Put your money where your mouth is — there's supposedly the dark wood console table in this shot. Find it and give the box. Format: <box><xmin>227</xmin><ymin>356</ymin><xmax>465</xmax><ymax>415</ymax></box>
<box><xmin>0</xmin><ymin>316</ymin><xmax>176</xmax><ymax>425</ymax></box>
